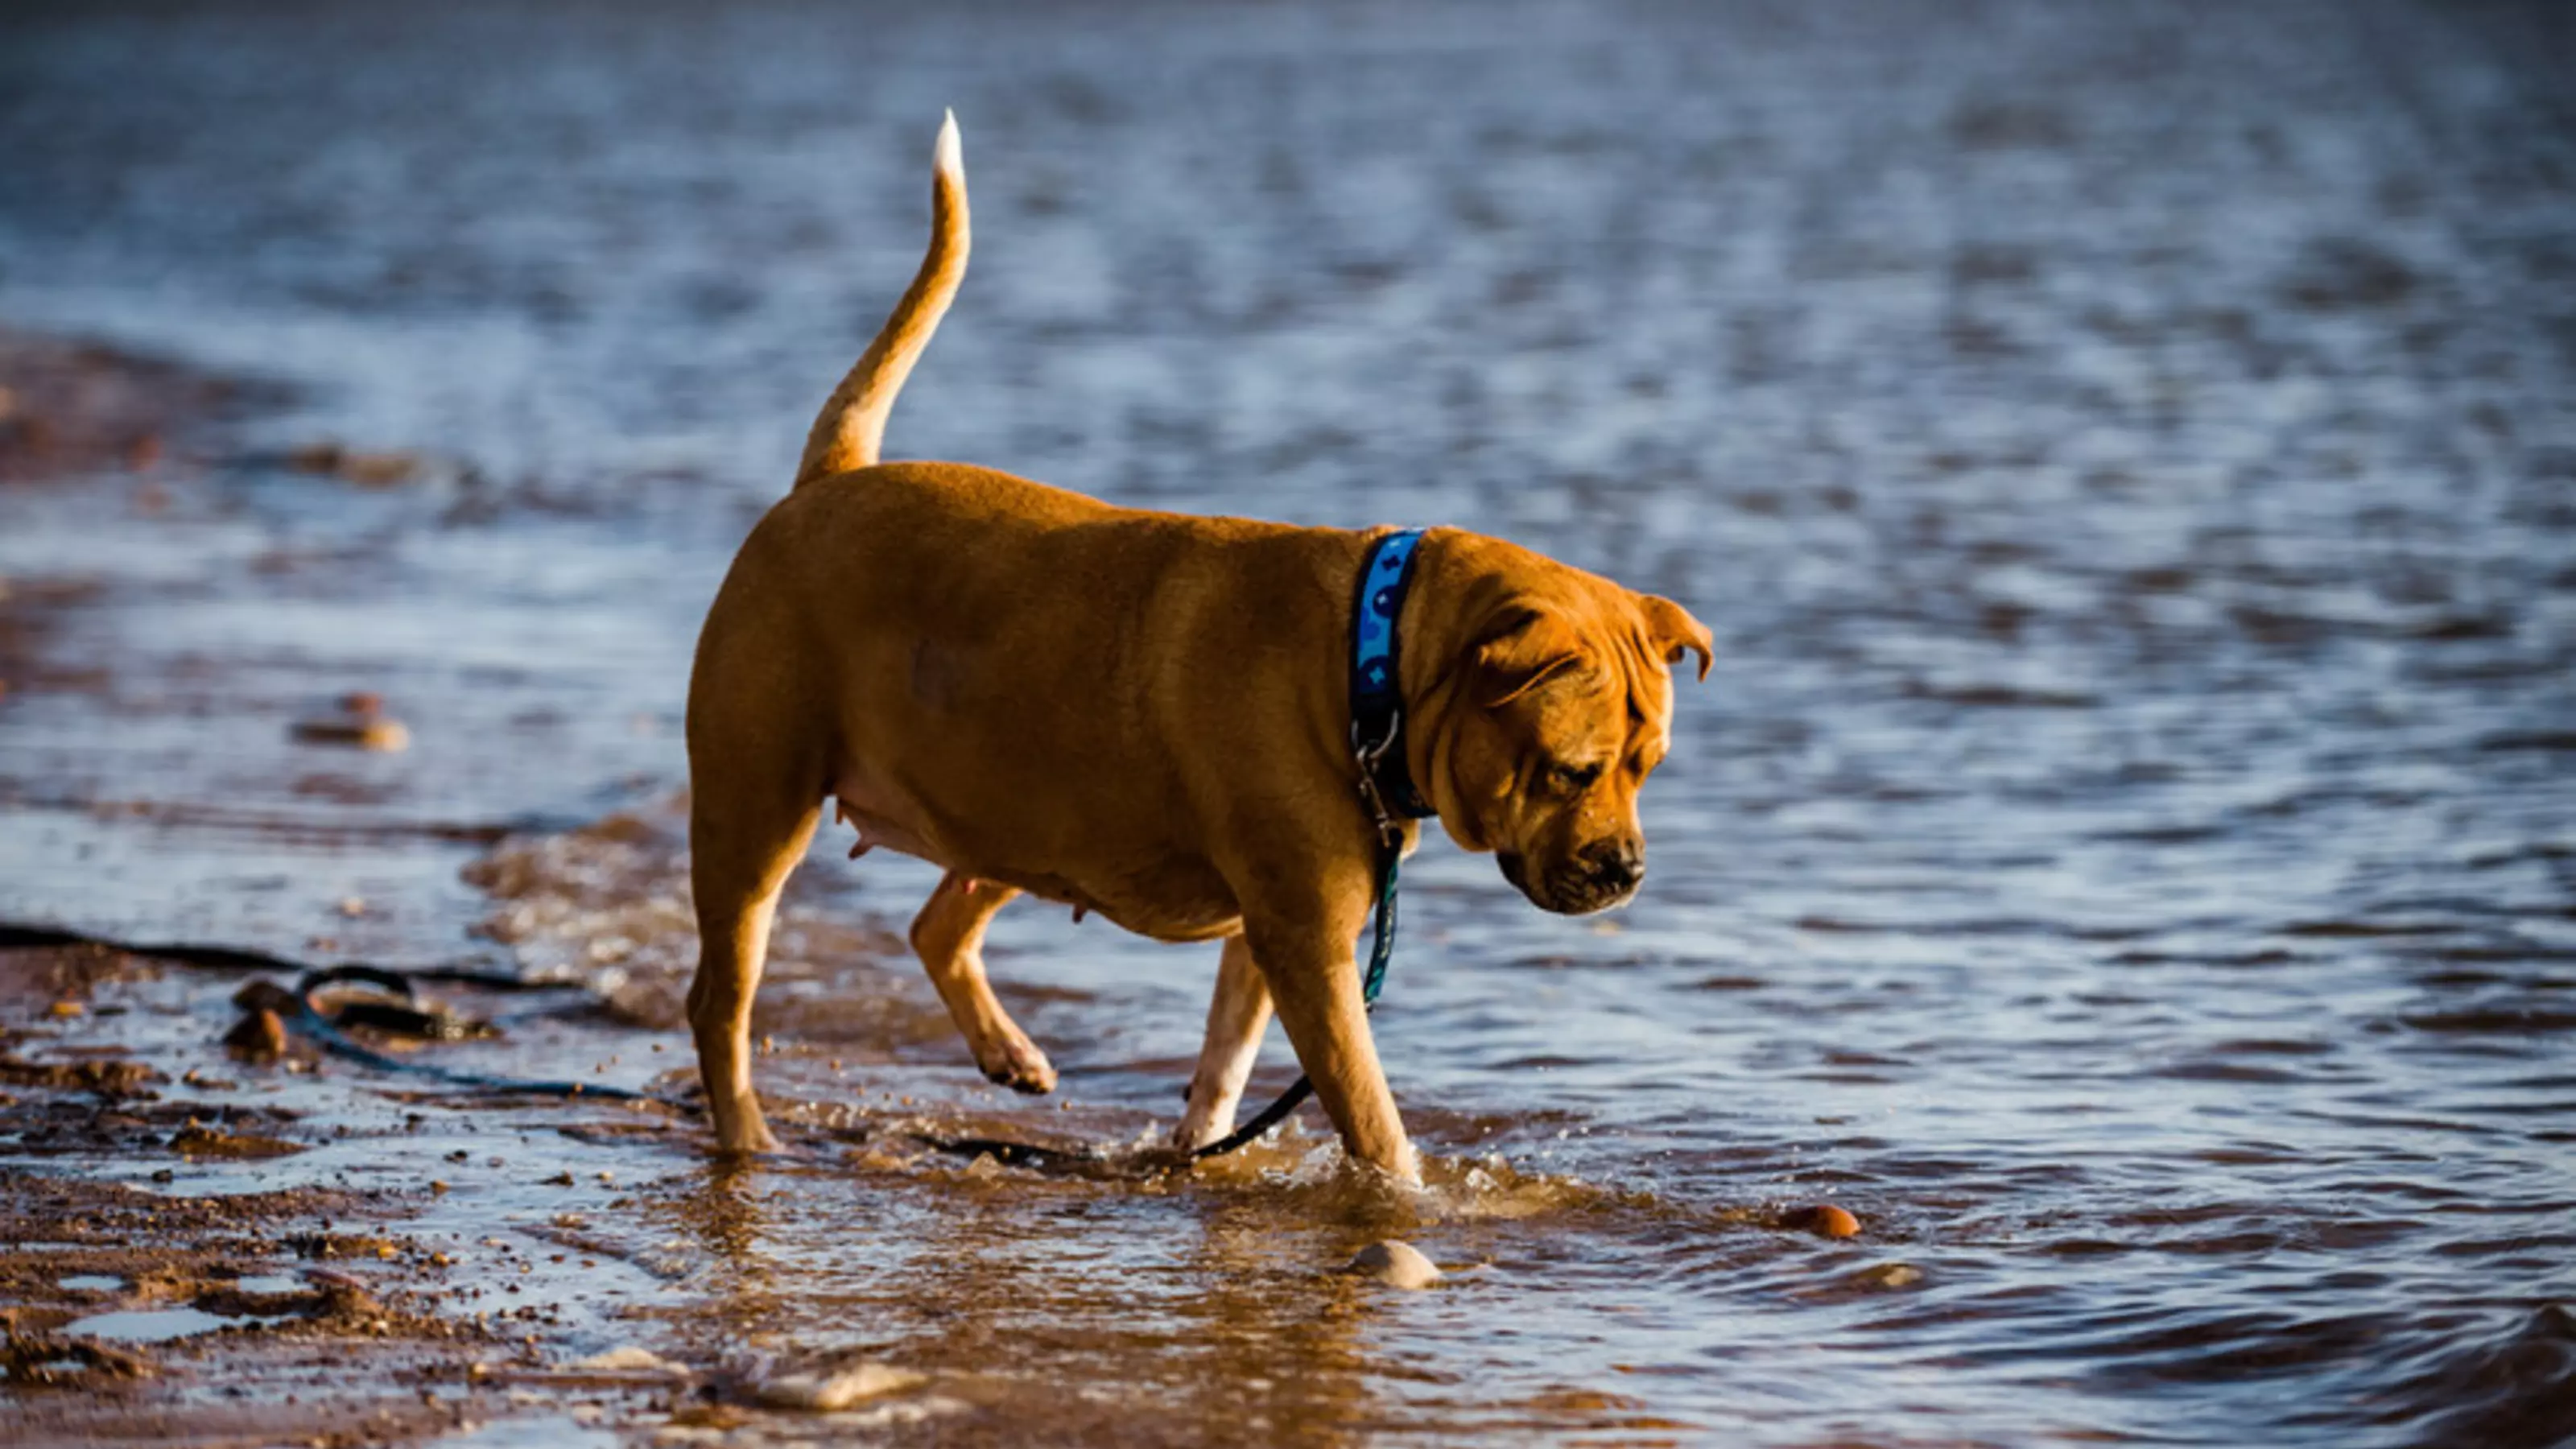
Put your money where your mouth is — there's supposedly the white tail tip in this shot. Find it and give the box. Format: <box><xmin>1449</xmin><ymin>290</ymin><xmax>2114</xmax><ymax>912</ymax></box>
<box><xmin>935</xmin><ymin>109</ymin><xmax>963</xmax><ymax>176</ymax></box>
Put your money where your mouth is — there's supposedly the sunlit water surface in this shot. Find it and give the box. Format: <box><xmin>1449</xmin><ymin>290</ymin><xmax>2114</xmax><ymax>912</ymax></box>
<box><xmin>2</xmin><ymin>2</ymin><xmax>2573</xmax><ymax>1443</ymax></box>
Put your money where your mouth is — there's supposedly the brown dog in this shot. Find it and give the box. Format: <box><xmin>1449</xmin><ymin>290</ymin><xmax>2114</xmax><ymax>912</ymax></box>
<box><xmin>686</xmin><ymin>114</ymin><xmax>1710</xmax><ymax>1183</ymax></box>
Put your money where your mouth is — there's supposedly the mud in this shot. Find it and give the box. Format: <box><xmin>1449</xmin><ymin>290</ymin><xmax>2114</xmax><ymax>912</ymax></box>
<box><xmin>0</xmin><ymin>939</ymin><xmax>737</xmax><ymax>1447</ymax></box>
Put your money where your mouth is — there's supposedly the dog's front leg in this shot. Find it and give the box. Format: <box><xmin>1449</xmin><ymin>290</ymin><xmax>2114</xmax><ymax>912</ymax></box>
<box><xmin>1244</xmin><ymin>903</ymin><xmax>1419</xmax><ymax>1186</ymax></box>
<box><xmin>1173</xmin><ymin>933</ymin><xmax>1274</xmax><ymax>1150</ymax></box>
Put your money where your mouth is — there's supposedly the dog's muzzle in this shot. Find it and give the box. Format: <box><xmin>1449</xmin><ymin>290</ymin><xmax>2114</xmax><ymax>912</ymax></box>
<box><xmin>1501</xmin><ymin>840</ymin><xmax>1644</xmax><ymax>915</ymax></box>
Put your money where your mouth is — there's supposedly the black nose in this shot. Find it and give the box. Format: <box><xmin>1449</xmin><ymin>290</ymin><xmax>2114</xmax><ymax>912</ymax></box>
<box><xmin>1586</xmin><ymin>840</ymin><xmax>1644</xmax><ymax>892</ymax></box>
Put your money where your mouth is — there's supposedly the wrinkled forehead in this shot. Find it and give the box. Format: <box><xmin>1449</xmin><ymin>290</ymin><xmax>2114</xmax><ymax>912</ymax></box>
<box><xmin>1540</xmin><ymin>612</ymin><xmax>1674</xmax><ymax>754</ymax></box>
<box><xmin>1612</xmin><ymin>626</ymin><xmax>1675</xmax><ymax>754</ymax></box>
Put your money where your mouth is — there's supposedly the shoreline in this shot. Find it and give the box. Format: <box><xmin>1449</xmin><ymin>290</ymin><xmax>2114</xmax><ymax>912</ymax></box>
<box><xmin>0</xmin><ymin>324</ymin><xmax>699</xmax><ymax>1447</ymax></box>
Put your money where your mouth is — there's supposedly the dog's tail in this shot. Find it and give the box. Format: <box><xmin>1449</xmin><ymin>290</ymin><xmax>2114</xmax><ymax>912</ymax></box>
<box><xmin>793</xmin><ymin>110</ymin><xmax>970</xmax><ymax>490</ymax></box>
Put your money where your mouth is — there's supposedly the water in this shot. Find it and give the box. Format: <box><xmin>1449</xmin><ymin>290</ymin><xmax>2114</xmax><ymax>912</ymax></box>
<box><xmin>2</xmin><ymin>2</ymin><xmax>2574</xmax><ymax>1443</ymax></box>
<box><xmin>61</xmin><ymin>1307</ymin><xmax>265</xmax><ymax>1345</ymax></box>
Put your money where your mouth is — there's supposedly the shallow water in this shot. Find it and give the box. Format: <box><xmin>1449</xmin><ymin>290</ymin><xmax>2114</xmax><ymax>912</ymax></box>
<box><xmin>62</xmin><ymin>1307</ymin><xmax>266</xmax><ymax>1346</ymax></box>
<box><xmin>2</xmin><ymin>2</ymin><xmax>2574</xmax><ymax>1443</ymax></box>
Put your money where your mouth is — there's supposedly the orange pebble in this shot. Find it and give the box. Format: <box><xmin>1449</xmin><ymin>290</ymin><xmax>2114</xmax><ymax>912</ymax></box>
<box><xmin>1784</xmin><ymin>1203</ymin><xmax>1862</xmax><ymax>1238</ymax></box>
<box><xmin>222</xmin><ymin>1005</ymin><xmax>288</xmax><ymax>1059</ymax></box>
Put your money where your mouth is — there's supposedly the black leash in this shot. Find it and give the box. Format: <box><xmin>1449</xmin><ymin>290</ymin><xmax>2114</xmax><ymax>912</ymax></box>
<box><xmin>0</xmin><ymin>922</ymin><xmax>550</xmax><ymax>991</ymax></box>
<box><xmin>266</xmin><ymin>966</ymin><xmax>654</xmax><ymax>1103</ymax></box>
<box><xmin>7</xmin><ymin>919</ymin><xmax>676</xmax><ymax>1105</ymax></box>
<box><xmin>1193</xmin><ymin>528</ymin><xmax>1433</xmax><ymax>1160</ymax></box>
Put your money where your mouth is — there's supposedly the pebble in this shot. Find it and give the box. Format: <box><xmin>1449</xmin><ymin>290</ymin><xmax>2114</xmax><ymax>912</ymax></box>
<box><xmin>1781</xmin><ymin>1204</ymin><xmax>1862</xmax><ymax>1239</ymax></box>
<box><xmin>286</xmin><ymin>441</ymin><xmax>420</xmax><ymax>487</ymax></box>
<box><xmin>222</xmin><ymin>1006</ymin><xmax>287</xmax><ymax>1059</ymax></box>
<box><xmin>290</xmin><ymin>716</ymin><xmax>411</xmax><ymax>752</ymax></box>
<box><xmin>1347</xmin><ymin>1240</ymin><xmax>1443</xmax><ymax>1290</ymax></box>
<box><xmin>570</xmin><ymin>1345</ymin><xmax>691</xmax><ymax>1376</ymax></box>
<box><xmin>753</xmin><ymin>1361</ymin><xmax>926</xmax><ymax>1411</ymax></box>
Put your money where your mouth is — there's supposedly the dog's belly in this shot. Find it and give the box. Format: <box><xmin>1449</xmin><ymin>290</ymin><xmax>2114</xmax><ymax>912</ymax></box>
<box><xmin>831</xmin><ymin>777</ymin><xmax>1243</xmax><ymax>944</ymax></box>
<box><xmin>831</xmin><ymin>795</ymin><xmax>943</xmax><ymax>865</ymax></box>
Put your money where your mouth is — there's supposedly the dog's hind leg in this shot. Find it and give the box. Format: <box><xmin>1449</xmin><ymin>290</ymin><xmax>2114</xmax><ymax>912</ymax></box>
<box><xmin>910</xmin><ymin>871</ymin><xmax>1054</xmax><ymax>1093</ymax></box>
<box><xmin>1173</xmin><ymin>933</ymin><xmax>1274</xmax><ymax>1150</ymax></box>
<box><xmin>685</xmin><ymin>730</ymin><xmax>823</xmax><ymax>1155</ymax></box>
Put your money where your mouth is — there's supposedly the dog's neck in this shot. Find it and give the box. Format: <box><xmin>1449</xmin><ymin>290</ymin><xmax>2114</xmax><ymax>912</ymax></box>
<box><xmin>1389</xmin><ymin>527</ymin><xmax>1495</xmax><ymax>852</ymax></box>
<box><xmin>1350</xmin><ymin>528</ymin><xmax>1436</xmax><ymax>833</ymax></box>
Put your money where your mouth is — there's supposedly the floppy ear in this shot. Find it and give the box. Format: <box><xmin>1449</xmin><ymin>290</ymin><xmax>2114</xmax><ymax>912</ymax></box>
<box><xmin>1474</xmin><ymin>609</ymin><xmax>1591</xmax><ymax>706</ymax></box>
<box><xmin>1637</xmin><ymin>594</ymin><xmax>1713</xmax><ymax>681</ymax></box>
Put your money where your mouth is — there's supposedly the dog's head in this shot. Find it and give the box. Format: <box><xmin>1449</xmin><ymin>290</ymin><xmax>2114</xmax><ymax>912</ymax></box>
<box><xmin>1417</xmin><ymin>543</ymin><xmax>1712</xmax><ymax>914</ymax></box>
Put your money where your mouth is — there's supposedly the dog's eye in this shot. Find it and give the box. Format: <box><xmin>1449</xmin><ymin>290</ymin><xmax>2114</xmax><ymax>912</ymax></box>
<box><xmin>1550</xmin><ymin>762</ymin><xmax>1604</xmax><ymax>793</ymax></box>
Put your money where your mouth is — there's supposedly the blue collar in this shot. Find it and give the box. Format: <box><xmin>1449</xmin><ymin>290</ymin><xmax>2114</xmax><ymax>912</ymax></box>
<box><xmin>1350</xmin><ymin>529</ymin><xmax>1435</xmax><ymax>834</ymax></box>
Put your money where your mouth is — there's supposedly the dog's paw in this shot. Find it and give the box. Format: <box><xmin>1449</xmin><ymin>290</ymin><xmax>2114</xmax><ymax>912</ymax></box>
<box><xmin>976</xmin><ymin>1034</ymin><xmax>1057</xmax><ymax>1096</ymax></box>
<box><xmin>712</xmin><ymin>1114</ymin><xmax>783</xmax><ymax>1156</ymax></box>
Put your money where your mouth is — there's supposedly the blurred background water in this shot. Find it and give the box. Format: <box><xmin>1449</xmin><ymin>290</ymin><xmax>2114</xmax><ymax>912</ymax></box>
<box><xmin>2</xmin><ymin>2</ymin><xmax>2573</xmax><ymax>1443</ymax></box>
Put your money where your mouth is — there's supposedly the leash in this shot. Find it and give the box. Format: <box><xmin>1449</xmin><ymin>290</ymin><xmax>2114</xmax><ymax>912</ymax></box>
<box><xmin>1194</xmin><ymin>528</ymin><xmax>1433</xmax><ymax>1160</ymax></box>
<box><xmin>241</xmin><ymin>965</ymin><xmax>658</xmax><ymax>1103</ymax></box>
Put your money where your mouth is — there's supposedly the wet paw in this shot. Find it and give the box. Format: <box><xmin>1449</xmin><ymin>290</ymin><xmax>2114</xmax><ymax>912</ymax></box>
<box><xmin>712</xmin><ymin>1109</ymin><xmax>782</xmax><ymax>1156</ymax></box>
<box><xmin>976</xmin><ymin>1037</ymin><xmax>1057</xmax><ymax>1095</ymax></box>
<box><xmin>1171</xmin><ymin>1091</ymin><xmax>1234</xmax><ymax>1151</ymax></box>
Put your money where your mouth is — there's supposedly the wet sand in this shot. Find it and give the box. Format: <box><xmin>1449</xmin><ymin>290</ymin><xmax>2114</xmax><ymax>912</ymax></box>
<box><xmin>0</xmin><ymin>336</ymin><xmax>646</xmax><ymax>1445</ymax></box>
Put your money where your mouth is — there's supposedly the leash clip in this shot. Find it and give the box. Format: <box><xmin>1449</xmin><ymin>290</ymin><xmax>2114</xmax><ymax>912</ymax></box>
<box><xmin>1352</xmin><ymin>711</ymin><xmax>1406</xmax><ymax>846</ymax></box>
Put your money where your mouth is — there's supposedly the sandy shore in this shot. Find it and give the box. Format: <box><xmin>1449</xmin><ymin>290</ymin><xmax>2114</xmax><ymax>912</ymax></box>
<box><xmin>0</xmin><ymin>332</ymin><xmax>727</xmax><ymax>1447</ymax></box>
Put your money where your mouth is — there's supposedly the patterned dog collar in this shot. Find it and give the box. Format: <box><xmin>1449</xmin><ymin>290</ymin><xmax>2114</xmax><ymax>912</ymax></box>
<box><xmin>1349</xmin><ymin>528</ymin><xmax>1435</xmax><ymax>832</ymax></box>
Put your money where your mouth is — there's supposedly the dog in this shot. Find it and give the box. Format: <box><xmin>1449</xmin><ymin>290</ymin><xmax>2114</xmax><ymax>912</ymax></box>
<box><xmin>685</xmin><ymin>114</ymin><xmax>1710</xmax><ymax>1183</ymax></box>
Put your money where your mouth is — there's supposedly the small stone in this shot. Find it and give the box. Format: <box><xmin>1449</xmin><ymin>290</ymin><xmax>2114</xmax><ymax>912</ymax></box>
<box><xmin>291</xmin><ymin>716</ymin><xmax>410</xmax><ymax>752</ymax></box>
<box><xmin>223</xmin><ymin>1006</ymin><xmax>288</xmax><ymax>1059</ymax></box>
<box><xmin>47</xmin><ymin>999</ymin><xmax>84</xmax><ymax>1018</ymax></box>
<box><xmin>286</xmin><ymin>441</ymin><xmax>419</xmax><ymax>487</ymax></box>
<box><xmin>1781</xmin><ymin>1203</ymin><xmax>1862</xmax><ymax>1239</ymax></box>
<box><xmin>1347</xmin><ymin>1240</ymin><xmax>1442</xmax><ymax>1289</ymax></box>
<box><xmin>571</xmin><ymin>1345</ymin><xmax>690</xmax><ymax>1376</ymax></box>
<box><xmin>753</xmin><ymin>1362</ymin><xmax>926</xmax><ymax>1411</ymax></box>
<box><xmin>339</xmin><ymin>452</ymin><xmax>419</xmax><ymax>487</ymax></box>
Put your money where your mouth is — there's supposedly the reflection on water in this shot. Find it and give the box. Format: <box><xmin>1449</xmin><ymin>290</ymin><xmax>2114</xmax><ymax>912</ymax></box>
<box><xmin>2</xmin><ymin>1</ymin><xmax>2573</xmax><ymax>1443</ymax></box>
